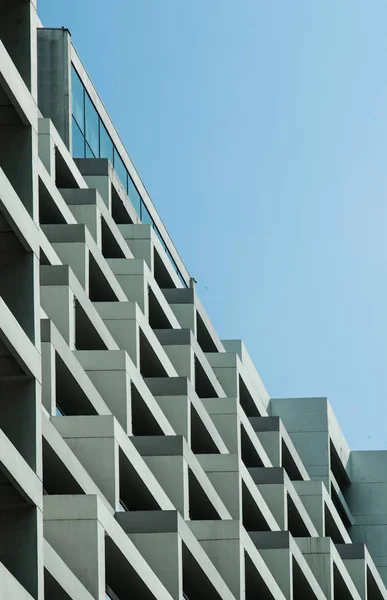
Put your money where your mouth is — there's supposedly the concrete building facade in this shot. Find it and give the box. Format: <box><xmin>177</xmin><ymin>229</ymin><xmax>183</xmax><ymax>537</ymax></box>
<box><xmin>0</xmin><ymin>2</ymin><xmax>386</xmax><ymax>599</ymax></box>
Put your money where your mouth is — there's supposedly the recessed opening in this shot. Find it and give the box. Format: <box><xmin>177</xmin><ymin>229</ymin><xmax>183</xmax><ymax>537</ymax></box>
<box><xmin>55</xmin><ymin>353</ymin><xmax>97</xmax><ymax>416</ymax></box>
<box><xmin>324</xmin><ymin>503</ymin><xmax>346</xmax><ymax>543</ymax></box>
<box><xmin>0</xmin><ymin>504</ymin><xmax>39</xmax><ymax>597</ymax></box>
<box><xmin>88</xmin><ymin>253</ymin><xmax>119</xmax><ymax>302</ymax></box>
<box><xmin>330</xmin><ymin>440</ymin><xmax>350</xmax><ymax>493</ymax></box>
<box><xmin>44</xmin><ymin>569</ymin><xmax>73</xmax><ymax>600</ymax></box>
<box><xmin>139</xmin><ymin>330</ymin><xmax>168</xmax><ymax>378</ymax></box>
<box><xmin>119</xmin><ymin>448</ymin><xmax>160</xmax><ymax>511</ymax></box>
<box><xmin>182</xmin><ymin>543</ymin><xmax>223</xmax><ymax>599</ymax></box>
<box><xmin>148</xmin><ymin>288</ymin><xmax>173</xmax><ymax>330</ymax></box>
<box><xmin>0</xmin><ymin>210</ymin><xmax>35</xmax><ymax>341</ymax></box>
<box><xmin>241</xmin><ymin>426</ymin><xmax>264</xmax><ymax>468</ymax></box>
<box><xmin>331</xmin><ymin>485</ymin><xmax>351</xmax><ymax>529</ymax></box>
<box><xmin>105</xmin><ymin>537</ymin><xmax>157</xmax><ymax>600</ymax></box>
<box><xmin>242</xmin><ymin>482</ymin><xmax>271</xmax><ymax>532</ymax></box>
<box><xmin>0</xmin><ymin>378</ymin><xmax>37</xmax><ymax>469</ymax></box>
<box><xmin>281</xmin><ymin>440</ymin><xmax>303</xmax><ymax>481</ymax></box>
<box><xmin>333</xmin><ymin>564</ymin><xmax>353</xmax><ymax>600</ymax></box>
<box><xmin>154</xmin><ymin>248</ymin><xmax>176</xmax><ymax>289</ymax></box>
<box><xmin>75</xmin><ymin>300</ymin><xmax>108</xmax><ymax>350</ymax></box>
<box><xmin>239</xmin><ymin>376</ymin><xmax>260</xmax><ymax>417</ymax></box>
<box><xmin>0</xmin><ymin>338</ymin><xmax>24</xmax><ymax>378</ymax></box>
<box><xmin>245</xmin><ymin>551</ymin><xmax>278</xmax><ymax>600</ymax></box>
<box><xmin>367</xmin><ymin>566</ymin><xmax>385</xmax><ymax>600</ymax></box>
<box><xmin>38</xmin><ymin>177</ymin><xmax>67</xmax><ymax>225</ymax></box>
<box><xmin>287</xmin><ymin>494</ymin><xmax>310</xmax><ymax>537</ymax></box>
<box><xmin>131</xmin><ymin>383</ymin><xmax>164</xmax><ymax>436</ymax></box>
<box><xmin>39</xmin><ymin>247</ymin><xmax>51</xmax><ymax>265</ymax></box>
<box><xmin>55</xmin><ymin>148</ymin><xmax>79</xmax><ymax>189</ymax></box>
<box><xmin>0</xmin><ymin>471</ymin><xmax>28</xmax><ymax>510</ymax></box>
<box><xmin>194</xmin><ymin>357</ymin><xmax>218</xmax><ymax>399</ymax></box>
<box><xmin>0</xmin><ymin>83</ymin><xmax>33</xmax><ymax>215</ymax></box>
<box><xmin>42</xmin><ymin>438</ymin><xmax>84</xmax><ymax>495</ymax></box>
<box><xmin>111</xmin><ymin>184</ymin><xmax>133</xmax><ymax>224</ymax></box>
<box><xmin>196</xmin><ymin>312</ymin><xmax>218</xmax><ymax>353</ymax></box>
<box><xmin>101</xmin><ymin>218</ymin><xmax>126</xmax><ymax>258</ymax></box>
<box><xmin>188</xmin><ymin>469</ymin><xmax>221</xmax><ymax>520</ymax></box>
<box><xmin>292</xmin><ymin>558</ymin><xmax>318</xmax><ymax>600</ymax></box>
<box><xmin>190</xmin><ymin>405</ymin><xmax>220</xmax><ymax>454</ymax></box>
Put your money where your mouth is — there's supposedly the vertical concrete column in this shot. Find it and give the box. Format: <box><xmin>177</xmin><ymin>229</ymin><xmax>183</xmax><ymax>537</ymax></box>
<box><xmin>293</xmin><ymin>481</ymin><xmax>325</xmax><ymax>536</ymax></box>
<box><xmin>44</xmin><ymin>496</ymin><xmax>106</xmax><ymax>599</ymax></box>
<box><xmin>259</xmin><ymin>548</ymin><xmax>293</xmax><ymax>599</ymax></box>
<box><xmin>298</xmin><ymin>538</ymin><xmax>334</xmax><ymax>600</ymax></box>
<box><xmin>118</xmin><ymin>224</ymin><xmax>153</xmax><ymax>271</ymax></box>
<box><xmin>41</xmin><ymin>341</ymin><xmax>56</xmax><ymax>414</ymax></box>
<box><xmin>62</xmin><ymin>435</ymin><xmax>119</xmax><ymax>510</ymax></box>
<box><xmin>129</xmin><ymin>532</ymin><xmax>183</xmax><ymax>599</ymax></box>
<box><xmin>40</xmin><ymin>283</ymin><xmax>75</xmax><ymax>349</ymax></box>
<box><xmin>201</xmin><ymin>456</ymin><xmax>242</xmax><ymax>519</ymax></box>
<box><xmin>256</xmin><ymin>484</ymin><xmax>287</xmax><ymax>530</ymax></box>
<box><xmin>340</xmin><ymin>558</ymin><xmax>366</xmax><ymax>600</ymax></box>
<box><xmin>143</xmin><ymin>455</ymin><xmax>189</xmax><ymax>519</ymax></box>
<box><xmin>38</xmin><ymin>119</ymin><xmax>56</xmax><ymax>177</ymax></box>
<box><xmin>107</xmin><ymin>259</ymin><xmax>148</xmax><ymax>317</ymax></box>
<box><xmin>97</xmin><ymin>311</ymin><xmax>140</xmax><ymax>367</ymax></box>
<box><xmin>83</xmin><ymin>174</ymin><xmax>112</xmax><ymax>210</ymax></box>
<box><xmin>69</xmin><ymin>204</ymin><xmax>102</xmax><ymax>248</ymax></box>
<box><xmin>51</xmin><ymin>241</ymin><xmax>89</xmax><ymax>294</ymax></box>
<box><xmin>270</xmin><ymin>398</ymin><xmax>330</xmax><ymax>491</ymax></box>
<box><xmin>255</xmin><ymin>431</ymin><xmax>282</xmax><ymax>467</ymax></box>
<box><xmin>37</xmin><ymin>28</ymin><xmax>72</xmax><ymax>150</ymax></box>
<box><xmin>156</xmin><ymin>395</ymin><xmax>191</xmax><ymax>445</ymax></box>
<box><xmin>169</xmin><ymin>302</ymin><xmax>196</xmax><ymax>334</ymax></box>
<box><xmin>190</xmin><ymin>521</ymin><xmax>245</xmax><ymax>600</ymax></box>
<box><xmin>85</xmin><ymin>366</ymin><xmax>132</xmax><ymax>435</ymax></box>
<box><xmin>163</xmin><ymin>345</ymin><xmax>194</xmax><ymax>381</ymax></box>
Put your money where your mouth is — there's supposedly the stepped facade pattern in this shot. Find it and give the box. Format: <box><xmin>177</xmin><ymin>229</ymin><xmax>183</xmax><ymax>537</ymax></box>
<box><xmin>1</xmin><ymin>3</ymin><xmax>387</xmax><ymax>599</ymax></box>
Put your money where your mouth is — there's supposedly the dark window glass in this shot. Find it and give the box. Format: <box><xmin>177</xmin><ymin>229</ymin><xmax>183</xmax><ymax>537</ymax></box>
<box><xmin>85</xmin><ymin>93</ymin><xmax>99</xmax><ymax>157</ymax></box>
<box><xmin>72</xmin><ymin>117</ymin><xmax>85</xmax><ymax>158</ymax></box>
<box><xmin>141</xmin><ymin>201</ymin><xmax>153</xmax><ymax>226</ymax></box>
<box><xmin>127</xmin><ymin>175</ymin><xmax>141</xmax><ymax>215</ymax></box>
<box><xmin>99</xmin><ymin>121</ymin><xmax>114</xmax><ymax>164</ymax></box>
<box><xmin>86</xmin><ymin>142</ymin><xmax>95</xmax><ymax>158</ymax></box>
<box><xmin>71</xmin><ymin>66</ymin><xmax>85</xmax><ymax>133</ymax></box>
<box><xmin>113</xmin><ymin>148</ymin><xmax>127</xmax><ymax>191</ymax></box>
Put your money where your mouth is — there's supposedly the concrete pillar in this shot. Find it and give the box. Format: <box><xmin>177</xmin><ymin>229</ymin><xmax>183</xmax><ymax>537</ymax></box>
<box><xmin>37</xmin><ymin>28</ymin><xmax>71</xmax><ymax>150</ymax></box>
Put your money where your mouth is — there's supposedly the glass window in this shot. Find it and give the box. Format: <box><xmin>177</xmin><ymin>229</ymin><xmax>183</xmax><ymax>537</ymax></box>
<box><xmin>85</xmin><ymin>93</ymin><xmax>99</xmax><ymax>157</ymax></box>
<box><xmin>127</xmin><ymin>175</ymin><xmax>141</xmax><ymax>215</ymax></box>
<box><xmin>153</xmin><ymin>225</ymin><xmax>165</xmax><ymax>248</ymax></box>
<box><xmin>113</xmin><ymin>148</ymin><xmax>127</xmax><ymax>191</ymax></box>
<box><xmin>72</xmin><ymin>117</ymin><xmax>85</xmax><ymax>158</ymax></box>
<box><xmin>86</xmin><ymin>142</ymin><xmax>95</xmax><ymax>158</ymax></box>
<box><xmin>99</xmin><ymin>121</ymin><xmax>114</xmax><ymax>165</ymax></box>
<box><xmin>141</xmin><ymin>201</ymin><xmax>153</xmax><ymax>227</ymax></box>
<box><xmin>165</xmin><ymin>246</ymin><xmax>177</xmax><ymax>272</ymax></box>
<box><xmin>71</xmin><ymin>66</ymin><xmax>85</xmax><ymax>133</ymax></box>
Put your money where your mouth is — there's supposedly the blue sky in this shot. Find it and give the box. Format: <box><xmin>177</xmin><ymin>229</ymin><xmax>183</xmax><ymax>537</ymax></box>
<box><xmin>38</xmin><ymin>0</ymin><xmax>387</xmax><ymax>450</ymax></box>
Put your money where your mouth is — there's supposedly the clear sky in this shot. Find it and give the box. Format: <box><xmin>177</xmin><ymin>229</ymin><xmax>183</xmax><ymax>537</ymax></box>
<box><xmin>38</xmin><ymin>0</ymin><xmax>387</xmax><ymax>450</ymax></box>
